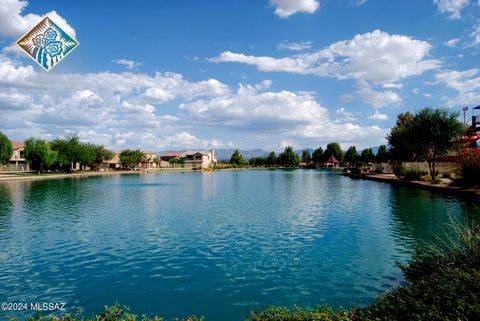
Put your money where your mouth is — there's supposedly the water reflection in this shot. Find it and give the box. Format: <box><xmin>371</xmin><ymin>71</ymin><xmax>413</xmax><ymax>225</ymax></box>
<box><xmin>388</xmin><ymin>186</ymin><xmax>470</xmax><ymax>252</ymax></box>
<box><xmin>0</xmin><ymin>171</ymin><xmax>476</xmax><ymax>321</ymax></box>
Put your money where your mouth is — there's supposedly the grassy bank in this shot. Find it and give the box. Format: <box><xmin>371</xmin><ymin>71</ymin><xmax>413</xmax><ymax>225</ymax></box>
<box><xmin>13</xmin><ymin>215</ymin><xmax>480</xmax><ymax>321</ymax></box>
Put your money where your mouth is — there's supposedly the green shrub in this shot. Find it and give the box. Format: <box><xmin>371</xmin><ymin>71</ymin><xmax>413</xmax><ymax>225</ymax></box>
<box><xmin>349</xmin><ymin>167</ymin><xmax>361</xmax><ymax>176</ymax></box>
<box><xmin>403</xmin><ymin>167</ymin><xmax>428</xmax><ymax>181</ymax></box>
<box><xmin>392</xmin><ymin>162</ymin><xmax>405</xmax><ymax>177</ymax></box>
<box><xmin>248</xmin><ymin>306</ymin><xmax>356</xmax><ymax>321</ymax></box>
<box><xmin>362</xmin><ymin>216</ymin><xmax>480</xmax><ymax>321</ymax></box>
<box><xmin>457</xmin><ymin>152</ymin><xmax>480</xmax><ymax>187</ymax></box>
<box><xmin>18</xmin><ymin>304</ymin><xmax>203</xmax><ymax>321</ymax></box>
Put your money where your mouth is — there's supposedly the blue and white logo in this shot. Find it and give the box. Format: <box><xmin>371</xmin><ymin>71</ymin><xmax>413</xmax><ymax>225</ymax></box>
<box><xmin>16</xmin><ymin>17</ymin><xmax>79</xmax><ymax>71</ymax></box>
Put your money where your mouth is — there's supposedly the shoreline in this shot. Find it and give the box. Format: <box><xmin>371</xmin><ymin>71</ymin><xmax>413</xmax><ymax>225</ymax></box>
<box><xmin>347</xmin><ymin>173</ymin><xmax>480</xmax><ymax>199</ymax></box>
<box><xmin>0</xmin><ymin>167</ymin><xmax>286</xmax><ymax>182</ymax></box>
<box><xmin>2</xmin><ymin>169</ymin><xmax>479</xmax><ymax>200</ymax></box>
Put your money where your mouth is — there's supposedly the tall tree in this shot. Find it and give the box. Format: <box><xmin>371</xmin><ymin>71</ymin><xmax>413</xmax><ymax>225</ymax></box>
<box><xmin>344</xmin><ymin>146</ymin><xmax>359</xmax><ymax>166</ymax></box>
<box><xmin>323</xmin><ymin>142</ymin><xmax>344</xmax><ymax>164</ymax></box>
<box><xmin>51</xmin><ymin>135</ymin><xmax>82</xmax><ymax>172</ymax></box>
<box><xmin>301</xmin><ymin>150</ymin><xmax>311</xmax><ymax>165</ymax></box>
<box><xmin>388</xmin><ymin>108</ymin><xmax>463</xmax><ymax>180</ymax></box>
<box><xmin>278</xmin><ymin>146</ymin><xmax>300</xmax><ymax>167</ymax></box>
<box><xmin>0</xmin><ymin>132</ymin><xmax>13</xmax><ymax>167</ymax></box>
<box><xmin>387</xmin><ymin>112</ymin><xmax>415</xmax><ymax>162</ymax></box>
<box><xmin>266</xmin><ymin>151</ymin><xmax>277</xmax><ymax>166</ymax></box>
<box><xmin>376</xmin><ymin>145</ymin><xmax>390</xmax><ymax>163</ymax></box>
<box><xmin>24</xmin><ymin>138</ymin><xmax>57</xmax><ymax>173</ymax></box>
<box><xmin>119</xmin><ymin>149</ymin><xmax>147</xmax><ymax>169</ymax></box>
<box><xmin>361</xmin><ymin>148</ymin><xmax>375</xmax><ymax>164</ymax></box>
<box><xmin>312</xmin><ymin>147</ymin><xmax>324</xmax><ymax>166</ymax></box>
<box><xmin>91</xmin><ymin>145</ymin><xmax>114</xmax><ymax>166</ymax></box>
<box><xmin>229</xmin><ymin>150</ymin><xmax>245</xmax><ymax>166</ymax></box>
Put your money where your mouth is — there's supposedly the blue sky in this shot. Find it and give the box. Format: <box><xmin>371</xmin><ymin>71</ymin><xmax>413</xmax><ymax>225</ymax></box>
<box><xmin>0</xmin><ymin>0</ymin><xmax>479</xmax><ymax>151</ymax></box>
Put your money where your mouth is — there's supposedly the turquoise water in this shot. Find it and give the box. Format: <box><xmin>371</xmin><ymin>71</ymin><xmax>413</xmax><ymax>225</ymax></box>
<box><xmin>0</xmin><ymin>170</ymin><xmax>475</xmax><ymax>320</ymax></box>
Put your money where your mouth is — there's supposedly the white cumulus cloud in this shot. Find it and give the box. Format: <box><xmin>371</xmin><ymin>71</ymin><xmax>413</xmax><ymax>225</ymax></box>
<box><xmin>435</xmin><ymin>68</ymin><xmax>480</xmax><ymax>105</ymax></box>
<box><xmin>210</xmin><ymin>30</ymin><xmax>440</xmax><ymax>84</ymax></box>
<box><xmin>0</xmin><ymin>0</ymin><xmax>77</xmax><ymax>39</ymax></box>
<box><xmin>433</xmin><ymin>0</ymin><xmax>470</xmax><ymax>19</ymax></box>
<box><xmin>270</xmin><ymin>0</ymin><xmax>320</xmax><ymax>18</ymax></box>
<box><xmin>114</xmin><ymin>59</ymin><xmax>142</xmax><ymax>70</ymax></box>
<box><xmin>277</xmin><ymin>40</ymin><xmax>312</xmax><ymax>51</ymax></box>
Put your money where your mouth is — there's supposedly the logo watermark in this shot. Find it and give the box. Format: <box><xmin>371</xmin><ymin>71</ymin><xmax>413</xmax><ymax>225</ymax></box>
<box><xmin>16</xmin><ymin>16</ymin><xmax>79</xmax><ymax>71</ymax></box>
<box><xmin>1</xmin><ymin>302</ymin><xmax>66</xmax><ymax>311</ymax></box>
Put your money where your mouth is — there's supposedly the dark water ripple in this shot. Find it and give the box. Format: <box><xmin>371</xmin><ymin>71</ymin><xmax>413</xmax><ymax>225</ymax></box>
<box><xmin>0</xmin><ymin>170</ymin><xmax>475</xmax><ymax>320</ymax></box>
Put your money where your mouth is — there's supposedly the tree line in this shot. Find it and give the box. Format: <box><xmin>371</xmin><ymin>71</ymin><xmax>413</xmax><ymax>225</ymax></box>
<box><xmin>230</xmin><ymin>143</ymin><xmax>391</xmax><ymax>168</ymax></box>
<box><xmin>0</xmin><ymin>133</ymin><xmax>150</xmax><ymax>173</ymax></box>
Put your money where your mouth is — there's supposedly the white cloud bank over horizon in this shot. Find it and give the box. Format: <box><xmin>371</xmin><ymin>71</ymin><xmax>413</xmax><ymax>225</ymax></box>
<box><xmin>0</xmin><ymin>53</ymin><xmax>388</xmax><ymax>150</ymax></box>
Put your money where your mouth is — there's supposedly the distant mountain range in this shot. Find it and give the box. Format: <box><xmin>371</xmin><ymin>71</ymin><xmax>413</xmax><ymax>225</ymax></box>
<box><xmin>214</xmin><ymin>149</ymin><xmax>270</xmax><ymax>160</ymax></box>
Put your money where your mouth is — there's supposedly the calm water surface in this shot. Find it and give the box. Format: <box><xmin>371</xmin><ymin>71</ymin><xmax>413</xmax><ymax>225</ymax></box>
<box><xmin>0</xmin><ymin>170</ymin><xmax>476</xmax><ymax>320</ymax></box>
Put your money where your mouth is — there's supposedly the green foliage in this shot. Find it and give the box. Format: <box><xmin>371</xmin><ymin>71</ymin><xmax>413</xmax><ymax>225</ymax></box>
<box><xmin>312</xmin><ymin>147</ymin><xmax>324</xmax><ymax>166</ymax></box>
<box><xmin>24</xmin><ymin>138</ymin><xmax>57</xmax><ymax>173</ymax></box>
<box><xmin>20</xmin><ymin>304</ymin><xmax>202</xmax><ymax>321</ymax></box>
<box><xmin>344</xmin><ymin>146</ymin><xmax>358</xmax><ymax>166</ymax></box>
<box><xmin>266</xmin><ymin>151</ymin><xmax>277</xmax><ymax>167</ymax></box>
<box><xmin>91</xmin><ymin>144</ymin><xmax>114</xmax><ymax>164</ymax></box>
<box><xmin>250</xmin><ymin>156</ymin><xmax>267</xmax><ymax>167</ymax></box>
<box><xmin>323</xmin><ymin>143</ymin><xmax>344</xmax><ymax>164</ymax></box>
<box><xmin>169</xmin><ymin>157</ymin><xmax>185</xmax><ymax>165</ymax></box>
<box><xmin>457</xmin><ymin>151</ymin><xmax>480</xmax><ymax>188</ymax></box>
<box><xmin>360</xmin><ymin>148</ymin><xmax>374</xmax><ymax>164</ymax></box>
<box><xmin>120</xmin><ymin>149</ymin><xmax>147</xmax><ymax>169</ymax></box>
<box><xmin>349</xmin><ymin>167</ymin><xmax>362</xmax><ymax>176</ymax></box>
<box><xmin>248</xmin><ymin>306</ymin><xmax>355</xmax><ymax>321</ymax></box>
<box><xmin>230</xmin><ymin>150</ymin><xmax>246</xmax><ymax>166</ymax></box>
<box><xmin>301</xmin><ymin>150</ymin><xmax>311</xmax><ymax>165</ymax></box>
<box><xmin>363</xmin><ymin>217</ymin><xmax>480</xmax><ymax>321</ymax></box>
<box><xmin>50</xmin><ymin>135</ymin><xmax>82</xmax><ymax>170</ymax></box>
<box><xmin>51</xmin><ymin>136</ymin><xmax>114</xmax><ymax>171</ymax></box>
<box><xmin>0</xmin><ymin>131</ymin><xmax>13</xmax><ymax>165</ymax></box>
<box><xmin>375</xmin><ymin>145</ymin><xmax>389</xmax><ymax>163</ymax></box>
<box><xmin>277</xmin><ymin>146</ymin><xmax>300</xmax><ymax>167</ymax></box>
<box><xmin>388</xmin><ymin>108</ymin><xmax>463</xmax><ymax>181</ymax></box>
<box><xmin>403</xmin><ymin>167</ymin><xmax>428</xmax><ymax>181</ymax></box>
<box><xmin>387</xmin><ymin>112</ymin><xmax>415</xmax><ymax>162</ymax></box>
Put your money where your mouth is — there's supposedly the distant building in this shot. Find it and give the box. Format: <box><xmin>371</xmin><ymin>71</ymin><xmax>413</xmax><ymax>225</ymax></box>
<box><xmin>159</xmin><ymin>149</ymin><xmax>216</xmax><ymax>169</ymax></box>
<box><xmin>8</xmin><ymin>141</ymin><xmax>29</xmax><ymax>171</ymax></box>
<box><xmin>100</xmin><ymin>152</ymin><xmax>121</xmax><ymax>170</ymax></box>
<box><xmin>325</xmin><ymin>154</ymin><xmax>339</xmax><ymax>168</ymax></box>
<box><xmin>139</xmin><ymin>151</ymin><xmax>158</xmax><ymax>169</ymax></box>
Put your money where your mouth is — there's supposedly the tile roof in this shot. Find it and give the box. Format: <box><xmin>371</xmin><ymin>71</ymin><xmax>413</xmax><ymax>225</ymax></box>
<box><xmin>11</xmin><ymin>141</ymin><xmax>25</xmax><ymax>149</ymax></box>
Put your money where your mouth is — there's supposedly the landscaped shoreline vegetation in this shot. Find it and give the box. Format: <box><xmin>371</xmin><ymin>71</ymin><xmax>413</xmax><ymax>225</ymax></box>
<box><xmin>387</xmin><ymin>108</ymin><xmax>464</xmax><ymax>182</ymax></box>
<box><xmin>0</xmin><ymin>132</ymin><xmax>13</xmax><ymax>167</ymax></box>
<box><xmin>15</xmin><ymin>215</ymin><xmax>480</xmax><ymax>321</ymax></box>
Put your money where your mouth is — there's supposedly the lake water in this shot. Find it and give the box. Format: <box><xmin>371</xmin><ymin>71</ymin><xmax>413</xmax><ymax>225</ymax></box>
<box><xmin>0</xmin><ymin>170</ymin><xmax>476</xmax><ymax>320</ymax></box>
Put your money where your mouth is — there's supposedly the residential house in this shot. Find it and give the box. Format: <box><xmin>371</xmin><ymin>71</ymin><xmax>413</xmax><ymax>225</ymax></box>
<box><xmin>7</xmin><ymin>141</ymin><xmax>29</xmax><ymax>171</ymax></box>
<box><xmin>99</xmin><ymin>152</ymin><xmax>121</xmax><ymax>170</ymax></box>
<box><xmin>139</xmin><ymin>151</ymin><xmax>158</xmax><ymax>169</ymax></box>
<box><xmin>159</xmin><ymin>149</ymin><xmax>216</xmax><ymax>169</ymax></box>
